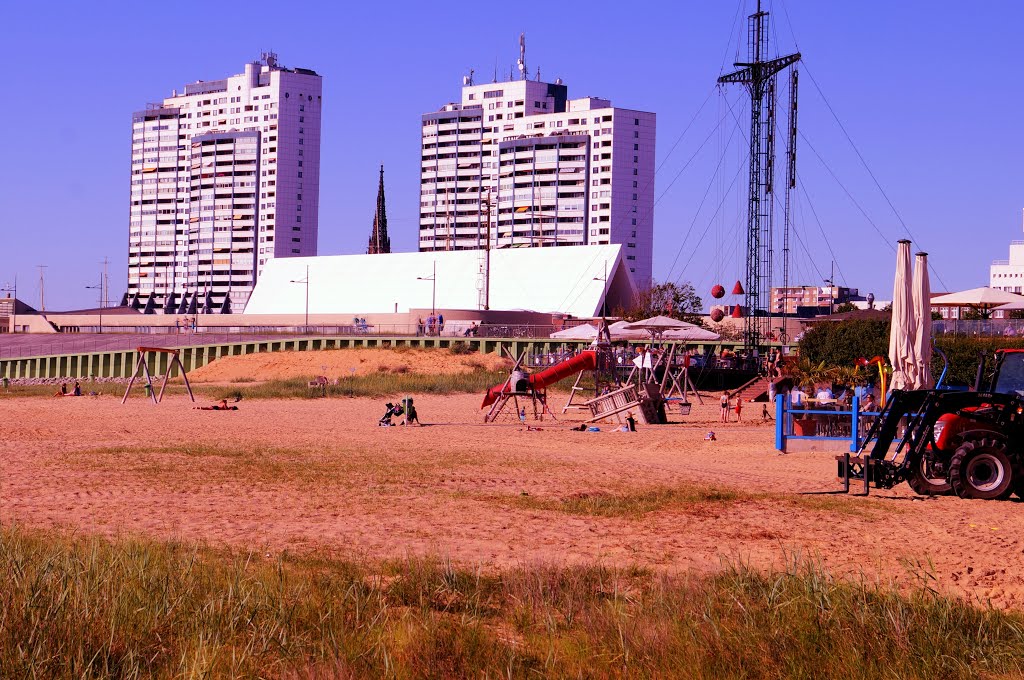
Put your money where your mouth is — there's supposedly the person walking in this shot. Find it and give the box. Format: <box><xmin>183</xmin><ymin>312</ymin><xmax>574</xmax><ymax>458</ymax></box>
<box><xmin>720</xmin><ymin>393</ymin><xmax>729</xmax><ymax>422</ymax></box>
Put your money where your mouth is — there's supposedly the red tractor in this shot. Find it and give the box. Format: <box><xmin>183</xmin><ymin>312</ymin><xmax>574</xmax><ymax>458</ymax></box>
<box><xmin>855</xmin><ymin>349</ymin><xmax>1024</xmax><ymax>500</ymax></box>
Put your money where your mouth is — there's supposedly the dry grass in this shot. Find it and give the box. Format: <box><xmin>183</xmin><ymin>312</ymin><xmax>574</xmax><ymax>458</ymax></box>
<box><xmin>505</xmin><ymin>483</ymin><xmax>889</xmax><ymax>520</ymax></box>
<box><xmin>2</xmin><ymin>526</ymin><xmax>1022</xmax><ymax>679</ymax></box>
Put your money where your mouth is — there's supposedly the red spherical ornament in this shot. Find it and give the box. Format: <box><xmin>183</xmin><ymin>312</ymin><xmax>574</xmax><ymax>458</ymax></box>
<box><xmin>710</xmin><ymin>308</ymin><xmax>725</xmax><ymax>323</ymax></box>
<box><xmin>711</xmin><ymin>284</ymin><xmax>725</xmax><ymax>299</ymax></box>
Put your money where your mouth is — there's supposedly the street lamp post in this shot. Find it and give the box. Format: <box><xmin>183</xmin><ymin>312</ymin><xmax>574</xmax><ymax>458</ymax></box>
<box><xmin>593</xmin><ymin>260</ymin><xmax>609</xmax><ymax>318</ymax></box>
<box><xmin>86</xmin><ymin>278</ymin><xmax>103</xmax><ymax>334</ymax></box>
<box><xmin>289</xmin><ymin>265</ymin><xmax>310</xmax><ymax>331</ymax></box>
<box><xmin>417</xmin><ymin>260</ymin><xmax>437</xmax><ymax>316</ymax></box>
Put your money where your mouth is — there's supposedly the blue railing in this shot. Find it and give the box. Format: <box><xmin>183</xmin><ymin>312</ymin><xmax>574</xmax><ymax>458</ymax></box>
<box><xmin>774</xmin><ymin>395</ymin><xmax>881</xmax><ymax>452</ymax></box>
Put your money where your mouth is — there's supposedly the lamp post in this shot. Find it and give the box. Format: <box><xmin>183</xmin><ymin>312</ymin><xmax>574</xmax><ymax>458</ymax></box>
<box><xmin>0</xmin><ymin>279</ymin><xmax>15</xmax><ymax>334</ymax></box>
<box><xmin>417</xmin><ymin>260</ymin><xmax>437</xmax><ymax>316</ymax></box>
<box><xmin>289</xmin><ymin>265</ymin><xmax>310</xmax><ymax>331</ymax></box>
<box><xmin>86</xmin><ymin>277</ymin><xmax>103</xmax><ymax>334</ymax></box>
<box><xmin>593</xmin><ymin>260</ymin><xmax>609</xmax><ymax>318</ymax></box>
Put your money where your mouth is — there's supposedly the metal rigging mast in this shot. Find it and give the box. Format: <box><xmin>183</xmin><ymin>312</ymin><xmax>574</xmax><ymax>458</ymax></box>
<box><xmin>783</xmin><ymin>68</ymin><xmax>799</xmax><ymax>306</ymax></box>
<box><xmin>718</xmin><ymin>1</ymin><xmax>800</xmax><ymax>352</ymax></box>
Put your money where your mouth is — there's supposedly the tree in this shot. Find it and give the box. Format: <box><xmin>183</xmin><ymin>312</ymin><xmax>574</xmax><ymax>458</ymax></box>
<box><xmin>616</xmin><ymin>282</ymin><xmax>704</xmax><ymax>325</ymax></box>
<box><xmin>833</xmin><ymin>302</ymin><xmax>857</xmax><ymax>314</ymax></box>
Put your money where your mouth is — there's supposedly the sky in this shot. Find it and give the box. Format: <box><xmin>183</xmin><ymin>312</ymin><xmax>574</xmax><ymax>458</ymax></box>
<box><xmin>1</xmin><ymin>0</ymin><xmax>1022</xmax><ymax>310</ymax></box>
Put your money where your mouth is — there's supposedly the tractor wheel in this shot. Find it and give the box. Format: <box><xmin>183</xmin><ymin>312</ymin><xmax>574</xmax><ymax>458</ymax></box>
<box><xmin>907</xmin><ymin>455</ymin><xmax>952</xmax><ymax>496</ymax></box>
<box><xmin>949</xmin><ymin>438</ymin><xmax>1014</xmax><ymax>500</ymax></box>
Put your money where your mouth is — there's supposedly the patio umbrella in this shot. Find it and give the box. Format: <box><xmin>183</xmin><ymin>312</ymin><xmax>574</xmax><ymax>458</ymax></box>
<box><xmin>910</xmin><ymin>251</ymin><xmax>932</xmax><ymax>389</ymax></box>
<box><xmin>889</xmin><ymin>239</ymin><xmax>915</xmax><ymax>392</ymax></box>
<box><xmin>930</xmin><ymin>286</ymin><xmax>1024</xmax><ymax>318</ymax></box>
<box><xmin>549</xmin><ymin>323</ymin><xmax>598</xmax><ymax>339</ymax></box>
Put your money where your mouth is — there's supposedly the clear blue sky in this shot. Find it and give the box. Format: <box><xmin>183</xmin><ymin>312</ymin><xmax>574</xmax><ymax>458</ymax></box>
<box><xmin>1</xmin><ymin>0</ymin><xmax>1021</xmax><ymax>310</ymax></box>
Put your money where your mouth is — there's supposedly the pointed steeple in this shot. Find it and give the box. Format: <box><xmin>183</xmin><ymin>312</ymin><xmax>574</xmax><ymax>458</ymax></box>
<box><xmin>367</xmin><ymin>164</ymin><xmax>391</xmax><ymax>254</ymax></box>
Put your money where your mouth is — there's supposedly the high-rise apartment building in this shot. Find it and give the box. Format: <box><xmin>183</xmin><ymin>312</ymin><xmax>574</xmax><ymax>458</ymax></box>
<box><xmin>127</xmin><ymin>53</ymin><xmax>322</xmax><ymax>312</ymax></box>
<box><xmin>419</xmin><ymin>76</ymin><xmax>655</xmax><ymax>286</ymax></box>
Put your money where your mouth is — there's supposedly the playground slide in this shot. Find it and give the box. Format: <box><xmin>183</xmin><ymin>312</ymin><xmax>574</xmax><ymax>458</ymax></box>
<box><xmin>481</xmin><ymin>350</ymin><xmax>597</xmax><ymax>408</ymax></box>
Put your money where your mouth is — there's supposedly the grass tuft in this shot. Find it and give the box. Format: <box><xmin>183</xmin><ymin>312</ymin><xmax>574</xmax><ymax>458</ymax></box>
<box><xmin>2</xmin><ymin>526</ymin><xmax>1022</xmax><ymax>679</ymax></box>
<box><xmin>198</xmin><ymin>369</ymin><xmax>509</xmax><ymax>400</ymax></box>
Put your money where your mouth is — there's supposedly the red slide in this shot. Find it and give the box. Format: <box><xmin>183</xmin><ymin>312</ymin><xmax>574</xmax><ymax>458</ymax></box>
<box><xmin>481</xmin><ymin>350</ymin><xmax>597</xmax><ymax>408</ymax></box>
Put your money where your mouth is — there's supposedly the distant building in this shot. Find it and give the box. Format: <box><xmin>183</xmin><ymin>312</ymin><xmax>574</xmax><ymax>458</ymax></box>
<box><xmin>990</xmin><ymin>210</ymin><xmax>1024</xmax><ymax>296</ymax></box>
<box><xmin>770</xmin><ymin>285</ymin><xmax>860</xmax><ymax>316</ymax></box>
<box><xmin>419</xmin><ymin>66</ymin><xmax>656</xmax><ymax>287</ymax></box>
<box><xmin>367</xmin><ymin>165</ymin><xmax>391</xmax><ymax>254</ymax></box>
<box><xmin>127</xmin><ymin>53</ymin><xmax>322</xmax><ymax>313</ymax></box>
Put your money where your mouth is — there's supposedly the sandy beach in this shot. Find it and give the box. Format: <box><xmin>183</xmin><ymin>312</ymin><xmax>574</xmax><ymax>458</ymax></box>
<box><xmin>4</xmin><ymin>387</ymin><xmax>1024</xmax><ymax>609</ymax></box>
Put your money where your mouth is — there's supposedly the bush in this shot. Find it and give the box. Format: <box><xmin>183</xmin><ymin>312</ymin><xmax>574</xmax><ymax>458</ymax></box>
<box><xmin>449</xmin><ymin>342</ymin><xmax>476</xmax><ymax>356</ymax></box>
<box><xmin>798</xmin><ymin>319</ymin><xmax>1024</xmax><ymax>387</ymax></box>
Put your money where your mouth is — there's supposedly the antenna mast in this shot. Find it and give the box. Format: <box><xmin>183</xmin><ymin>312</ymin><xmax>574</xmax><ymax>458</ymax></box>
<box><xmin>37</xmin><ymin>265</ymin><xmax>46</xmax><ymax>311</ymax></box>
<box><xmin>517</xmin><ymin>33</ymin><xmax>527</xmax><ymax>81</ymax></box>
<box><xmin>718</xmin><ymin>0</ymin><xmax>800</xmax><ymax>353</ymax></box>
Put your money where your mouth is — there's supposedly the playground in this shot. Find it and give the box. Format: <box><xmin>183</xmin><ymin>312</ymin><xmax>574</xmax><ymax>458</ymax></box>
<box><xmin>4</xmin><ymin>389</ymin><xmax>1024</xmax><ymax>609</ymax></box>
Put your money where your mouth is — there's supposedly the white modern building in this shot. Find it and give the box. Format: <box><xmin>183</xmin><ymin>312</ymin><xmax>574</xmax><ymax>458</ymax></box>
<box><xmin>990</xmin><ymin>211</ymin><xmax>1024</xmax><ymax>296</ymax></box>
<box><xmin>244</xmin><ymin>244</ymin><xmax>635</xmax><ymax>320</ymax></box>
<box><xmin>419</xmin><ymin>74</ymin><xmax>656</xmax><ymax>287</ymax></box>
<box><xmin>128</xmin><ymin>53</ymin><xmax>322</xmax><ymax>313</ymax></box>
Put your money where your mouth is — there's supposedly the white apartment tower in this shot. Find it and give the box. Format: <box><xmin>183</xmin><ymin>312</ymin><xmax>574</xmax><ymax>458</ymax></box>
<box><xmin>128</xmin><ymin>53</ymin><xmax>322</xmax><ymax>313</ymax></box>
<box><xmin>420</xmin><ymin>75</ymin><xmax>656</xmax><ymax>287</ymax></box>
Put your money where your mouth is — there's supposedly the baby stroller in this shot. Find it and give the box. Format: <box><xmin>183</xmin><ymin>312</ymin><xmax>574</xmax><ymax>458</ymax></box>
<box><xmin>378</xmin><ymin>402</ymin><xmax>404</xmax><ymax>426</ymax></box>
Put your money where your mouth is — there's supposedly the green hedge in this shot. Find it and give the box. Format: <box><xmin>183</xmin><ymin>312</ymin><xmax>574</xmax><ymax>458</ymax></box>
<box><xmin>798</xmin><ymin>320</ymin><xmax>1024</xmax><ymax>387</ymax></box>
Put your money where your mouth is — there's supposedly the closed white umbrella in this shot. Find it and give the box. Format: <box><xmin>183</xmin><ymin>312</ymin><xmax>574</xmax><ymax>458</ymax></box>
<box><xmin>889</xmin><ymin>239</ymin><xmax>915</xmax><ymax>392</ymax></box>
<box><xmin>911</xmin><ymin>251</ymin><xmax>932</xmax><ymax>389</ymax></box>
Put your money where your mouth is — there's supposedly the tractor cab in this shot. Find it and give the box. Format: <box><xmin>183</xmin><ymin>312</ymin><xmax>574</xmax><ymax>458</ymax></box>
<box><xmin>990</xmin><ymin>349</ymin><xmax>1024</xmax><ymax>396</ymax></box>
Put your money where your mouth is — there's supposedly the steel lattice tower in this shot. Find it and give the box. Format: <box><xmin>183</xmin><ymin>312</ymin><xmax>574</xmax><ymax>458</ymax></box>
<box><xmin>718</xmin><ymin>1</ymin><xmax>799</xmax><ymax>353</ymax></box>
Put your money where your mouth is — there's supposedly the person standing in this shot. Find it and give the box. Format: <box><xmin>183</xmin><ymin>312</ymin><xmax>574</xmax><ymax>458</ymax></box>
<box><xmin>734</xmin><ymin>396</ymin><xmax>742</xmax><ymax>422</ymax></box>
<box><xmin>438</xmin><ymin>313</ymin><xmax>445</xmax><ymax>335</ymax></box>
<box><xmin>720</xmin><ymin>393</ymin><xmax>729</xmax><ymax>422</ymax></box>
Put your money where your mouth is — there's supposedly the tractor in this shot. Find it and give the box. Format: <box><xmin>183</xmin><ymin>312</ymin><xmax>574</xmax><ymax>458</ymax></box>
<box><xmin>852</xmin><ymin>349</ymin><xmax>1024</xmax><ymax>500</ymax></box>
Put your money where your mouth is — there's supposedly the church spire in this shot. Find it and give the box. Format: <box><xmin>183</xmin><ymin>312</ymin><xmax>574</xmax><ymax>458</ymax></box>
<box><xmin>367</xmin><ymin>164</ymin><xmax>391</xmax><ymax>254</ymax></box>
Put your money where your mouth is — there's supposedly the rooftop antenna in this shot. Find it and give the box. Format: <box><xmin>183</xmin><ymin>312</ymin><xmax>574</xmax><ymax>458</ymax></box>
<box><xmin>517</xmin><ymin>33</ymin><xmax>527</xmax><ymax>81</ymax></box>
<box><xmin>493</xmin><ymin>58</ymin><xmax>498</xmax><ymax>83</ymax></box>
<box><xmin>463</xmin><ymin>68</ymin><xmax>474</xmax><ymax>86</ymax></box>
<box><xmin>535</xmin><ymin>66</ymin><xmax>541</xmax><ymax>81</ymax></box>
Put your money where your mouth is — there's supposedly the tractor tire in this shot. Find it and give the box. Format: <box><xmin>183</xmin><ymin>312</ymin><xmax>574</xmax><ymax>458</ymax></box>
<box><xmin>949</xmin><ymin>438</ymin><xmax>1014</xmax><ymax>500</ymax></box>
<box><xmin>907</xmin><ymin>456</ymin><xmax>952</xmax><ymax>496</ymax></box>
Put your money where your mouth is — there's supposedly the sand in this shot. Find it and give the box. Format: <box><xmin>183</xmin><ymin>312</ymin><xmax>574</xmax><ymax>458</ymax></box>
<box><xmin>186</xmin><ymin>347</ymin><xmax>511</xmax><ymax>383</ymax></box>
<box><xmin>3</xmin><ymin>392</ymin><xmax>1024</xmax><ymax>609</ymax></box>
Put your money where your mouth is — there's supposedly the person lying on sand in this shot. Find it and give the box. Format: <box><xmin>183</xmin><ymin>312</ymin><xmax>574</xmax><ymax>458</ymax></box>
<box><xmin>194</xmin><ymin>399</ymin><xmax>239</xmax><ymax>411</ymax></box>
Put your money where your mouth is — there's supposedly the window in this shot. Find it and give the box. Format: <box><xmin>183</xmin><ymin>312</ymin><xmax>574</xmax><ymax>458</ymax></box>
<box><xmin>634</xmin><ymin>131</ymin><xmax>639</xmax><ymax>138</ymax></box>
<box><xmin>633</xmin><ymin>155</ymin><xmax>638</xmax><ymax>162</ymax></box>
<box><xmin>634</xmin><ymin>144</ymin><xmax>639</xmax><ymax>150</ymax></box>
<box><xmin>484</xmin><ymin>89</ymin><xmax>504</xmax><ymax>99</ymax></box>
<box><xmin>633</xmin><ymin>181</ymin><xmax>638</xmax><ymax>188</ymax></box>
<box><xmin>632</xmin><ymin>219</ymin><xmax>637</xmax><ymax>225</ymax></box>
<box><xmin>292</xmin><ymin>248</ymin><xmax>300</xmax><ymax>253</ymax></box>
<box><xmin>634</xmin><ymin>118</ymin><xmax>639</xmax><ymax>125</ymax></box>
<box><xmin>632</xmin><ymin>193</ymin><xmax>638</xmax><ymax>200</ymax></box>
<box><xmin>633</xmin><ymin>169</ymin><xmax>638</xmax><ymax>175</ymax></box>
<box><xmin>298</xmin><ymin>171</ymin><xmax>302</xmax><ymax>178</ymax></box>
